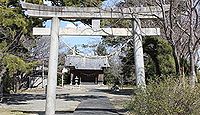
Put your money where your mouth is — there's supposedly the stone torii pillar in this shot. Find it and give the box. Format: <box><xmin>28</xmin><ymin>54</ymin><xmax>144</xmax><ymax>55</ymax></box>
<box><xmin>45</xmin><ymin>17</ymin><xmax>60</xmax><ymax>115</ymax></box>
<box><xmin>132</xmin><ymin>19</ymin><xmax>146</xmax><ymax>88</ymax></box>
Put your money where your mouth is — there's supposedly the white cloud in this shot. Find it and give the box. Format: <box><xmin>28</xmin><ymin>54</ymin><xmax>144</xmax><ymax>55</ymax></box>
<box><xmin>66</xmin><ymin>22</ymin><xmax>77</xmax><ymax>28</ymax></box>
<box><xmin>77</xmin><ymin>23</ymin><xmax>90</xmax><ymax>28</ymax></box>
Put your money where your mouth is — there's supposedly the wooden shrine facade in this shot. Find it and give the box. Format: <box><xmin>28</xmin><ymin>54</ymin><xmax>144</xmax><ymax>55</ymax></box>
<box><xmin>65</xmin><ymin>55</ymin><xmax>110</xmax><ymax>85</ymax></box>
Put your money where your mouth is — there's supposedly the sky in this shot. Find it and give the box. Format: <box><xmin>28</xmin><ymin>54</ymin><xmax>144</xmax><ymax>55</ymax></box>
<box><xmin>102</xmin><ymin>0</ymin><xmax>124</xmax><ymax>8</ymax></box>
<box><xmin>44</xmin><ymin>0</ymin><xmax>123</xmax><ymax>55</ymax></box>
<box><xmin>44</xmin><ymin>20</ymin><xmax>102</xmax><ymax>55</ymax></box>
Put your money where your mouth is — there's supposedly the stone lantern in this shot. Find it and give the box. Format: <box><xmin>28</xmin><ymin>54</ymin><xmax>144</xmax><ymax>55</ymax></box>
<box><xmin>75</xmin><ymin>76</ymin><xmax>79</xmax><ymax>86</ymax></box>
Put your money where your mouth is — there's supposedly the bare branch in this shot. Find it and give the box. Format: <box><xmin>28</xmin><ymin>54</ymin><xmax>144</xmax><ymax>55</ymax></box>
<box><xmin>193</xmin><ymin>0</ymin><xmax>200</xmax><ymax>9</ymax></box>
<box><xmin>176</xmin><ymin>21</ymin><xmax>190</xmax><ymax>36</ymax></box>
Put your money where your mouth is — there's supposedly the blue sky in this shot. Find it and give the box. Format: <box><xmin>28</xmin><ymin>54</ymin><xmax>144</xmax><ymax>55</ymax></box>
<box><xmin>102</xmin><ymin>0</ymin><xmax>124</xmax><ymax>8</ymax></box>
<box><xmin>44</xmin><ymin>20</ymin><xmax>102</xmax><ymax>55</ymax></box>
<box><xmin>44</xmin><ymin>0</ymin><xmax>123</xmax><ymax>55</ymax></box>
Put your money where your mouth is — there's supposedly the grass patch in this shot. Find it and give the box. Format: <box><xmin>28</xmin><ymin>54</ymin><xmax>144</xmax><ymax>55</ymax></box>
<box><xmin>126</xmin><ymin>77</ymin><xmax>200</xmax><ymax>115</ymax></box>
<box><xmin>0</xmin><ymin>108</ymin><xmax>27</xmax><ymax>115</ymax></box>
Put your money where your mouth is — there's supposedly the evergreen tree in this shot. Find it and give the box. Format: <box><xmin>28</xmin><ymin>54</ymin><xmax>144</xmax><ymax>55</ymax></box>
<box><xmin>0</xmin><ymin>0</ymin><xmax>42</xmax><ymax>94</ymax></box>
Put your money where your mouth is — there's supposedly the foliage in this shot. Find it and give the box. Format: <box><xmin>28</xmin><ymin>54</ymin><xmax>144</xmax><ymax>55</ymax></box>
<box><xmin>127</xmin><ymin>77</ymin><xmax>200</xmax><ymax>115</ymax></box>
<box><xmin>103</xmin><ymin>36</ymin><xmax>176</xmax><ymax>85</ymax></box>
<box><xmin>104</xmin><ymin>54</ymin><xmax>124</xmax><ymax>85</ymax></box>
<box><xmin>2</xmin><ymin>54</ymin><xmax>38</xmax><ymax>93</ymax></box>
<box><xmin>143</xmin><ymin>36</ymin><xmax>176</xmax><ymax>78</ymax></box>
<box><xmin>26</xmin><ymin>0</ymin><xmax>43</xmax><ymax>4</ymax></box>
<box><xmin>24</xmin><ymin>0</ymin><xmax>105</xmax><ymax>6</ymax></box>
<box><xmin>48</xmin><ymin>0</ymin><xmax>104</xmax><ymax>6</ymax></box>
<box><xmin>0</xmin><ymin>42</ymin><xmax>38</xmax><ymax>74</ymax></box>
<box><xmin>119</xmin><ymin>36</ymin><xmax>176</xmax><ymax>83</ymax></box>
<box><xmin>120</xmin><ymin>45</ymin><xmax>135</xmax><ymax>83</ymax></box>
<box><xmin>95</xmin><ymin>43</ymin><xmax>107</xmax><ymax>56</ymax></box>
<box><xmin>0</xmin><ymin>0</ymin><xmax>28</xmax><ymax>32</ymax></box>
<box><xmin>101</xmin><ymin>19</ymin><xmax>131</xmax><ymax>28</ymax></box>
<box><xmin>63</xmin><ymin>0</ymin><xmax>102</xmax><ymax>6</ymax></box>
<box><xmin>0</xmin><ymin>0</ymin><xmax>39</xmax><ymax>56</ymax></box>
<box><xmin>3</xmin><ymin>54</ymin><xmax>27</xmax><ymax>73</ymax></box>
<box><xmin>104</xmin><ymin>68</ymin><xmax>120</xmax><ymax>85</ymax></box>
<box><xmin>180</xmin><ymin>58</ymin><xmax>190</xmax><ymax>75</ymax></box>
<box><xmin>0</xmin><ymin>0</ymin><xmax>42</xmax><ymax>94</ymax></box>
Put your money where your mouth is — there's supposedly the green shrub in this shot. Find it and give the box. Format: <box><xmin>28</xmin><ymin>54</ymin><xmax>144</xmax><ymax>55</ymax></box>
<box><xmin>127</xmin><ymin>77</ymin><xmax>200</xmax><ymax>115</ymax></box>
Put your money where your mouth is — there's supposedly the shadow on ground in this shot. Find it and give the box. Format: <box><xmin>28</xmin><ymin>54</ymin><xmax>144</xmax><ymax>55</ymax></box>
<box><xmin>1</xmin><ymin>93</ymin><xmax>106</xmax><ymax>105</ymax></box>
<box><xmin>75</xmin><ymin>108</ymin><xmax>118</xmax><ymax>114</ymax></box>
<box><xmin>0</xmin><ymin>87</ymin><xmax>132</xmax><ymax>115</ymax></box>
<box><xmin>93</xmin><ymin>88</ymin><xmax>135</xmax><ymax>95</ymax></box>
<box><xmin>20</xmin><ymin>110</ymin><xmax>73</xmax><ymax>115</ymax></box>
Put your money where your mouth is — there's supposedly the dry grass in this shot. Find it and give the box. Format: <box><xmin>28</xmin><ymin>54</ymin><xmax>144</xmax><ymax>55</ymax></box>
<box><xmin>0</xmin><ymin>108</ymin><xmax>26</xmax><ymax>115</ymax></box>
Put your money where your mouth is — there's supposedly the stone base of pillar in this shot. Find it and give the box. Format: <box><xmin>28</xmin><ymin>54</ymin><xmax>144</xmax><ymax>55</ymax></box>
<box><xmin>70</xmin><ymin>73</ymin><xmax>74</xmax><ymax>85</ymax></box>
<box><xmin>98</xmin><ymin>74</ymin><xmax>104</xmax><ymax>85</ymax></box>
<box><xmin>98</xmin><ymin>81</ymin><xmax>104</xmax><ymax>85</ymax></box>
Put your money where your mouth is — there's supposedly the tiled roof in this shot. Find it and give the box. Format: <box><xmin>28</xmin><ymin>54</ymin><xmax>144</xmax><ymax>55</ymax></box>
<box><xmin>65</xmin><ymin>55</ymin><xmax>110</xmax><ymax>70</ymax></box>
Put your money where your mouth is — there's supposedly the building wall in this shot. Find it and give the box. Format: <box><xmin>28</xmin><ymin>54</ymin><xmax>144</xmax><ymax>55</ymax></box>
<box><xmin>29</xmin><ymin>76</ymin><xmax>47</xmax><ymax>88</ymax></box>
<box><xmin>69</xmin><ymin>69</ymin><xmax>104</xmax><ymax>85</ymax></box>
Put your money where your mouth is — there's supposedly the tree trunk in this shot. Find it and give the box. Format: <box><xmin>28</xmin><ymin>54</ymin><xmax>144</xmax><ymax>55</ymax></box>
<box><xmin>169</xmin><ymin>0</ymin><xmax>181</xmax><ymax>76</ymax></box>
<box><xmin>172</xmin><ymin>46</ymin><xmax>181</xmax><ymax>75</ymax></box>
<box><xmin>0</xmin><ymin>67</ymin><xmax>6</xmax><ymax>101</ymax></box>
<box><xmin>189</xmin><ymin>52</ymin><xmax>196</xmax><ymax>88</ymax></box>
<box><xmin>188</xmin><ymin>0</ymin><xmax>196</xmax><ymax>88</ymax></box>
<box><xmin>150</xmin><ymin>55</ymin><xmax>161</xmax><ymax>77</ymax></box>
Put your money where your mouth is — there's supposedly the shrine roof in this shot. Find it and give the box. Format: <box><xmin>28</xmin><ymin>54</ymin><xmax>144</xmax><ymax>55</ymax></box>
<box><xmin>65</xmin><ymin>55</ymin><xmax>110</xmax><ymax>70</ymax></box>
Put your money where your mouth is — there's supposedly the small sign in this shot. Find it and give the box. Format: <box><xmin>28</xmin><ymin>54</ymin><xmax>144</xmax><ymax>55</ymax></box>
<box><xmin>62</xmin><ymin>68</ymin><xmax>69</xmax><ymax>73</ymax></box>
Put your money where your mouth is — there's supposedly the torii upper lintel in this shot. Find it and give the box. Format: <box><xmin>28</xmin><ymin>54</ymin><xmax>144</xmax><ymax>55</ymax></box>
<box><xmin>21</xmin><ymin>2</ymin><xmax>169</xmax><ymax>19</ymax></box>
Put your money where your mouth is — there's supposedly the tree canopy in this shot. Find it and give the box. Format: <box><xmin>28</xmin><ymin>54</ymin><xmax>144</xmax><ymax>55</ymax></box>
<box><xmin>0</xmin><ymin>0</ymin><xmax>42</xmax><ymax>93</ymax></box>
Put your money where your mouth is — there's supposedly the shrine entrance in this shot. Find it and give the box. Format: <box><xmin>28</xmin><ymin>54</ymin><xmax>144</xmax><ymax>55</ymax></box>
<box><xmin>65</xmin><ymin>55</ymin><xmax>109</xmax><ymax>85</ymax></box>
<box><xmin>70</xmin><ymin>70</ymin><xmax>100</xmax><ymax>85</ymax></box>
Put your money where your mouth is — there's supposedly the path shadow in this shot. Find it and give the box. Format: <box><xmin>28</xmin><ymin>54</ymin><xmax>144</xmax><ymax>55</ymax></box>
<box><xmin>1</xmin><ymin>94</ymin><xmax>46</xmax><ymax>105</ymax></box>
<box><xmin>1</xmin><ymin>93</ymin><xmax>106</xmax><ymax>105</ymax></box>
<box><xmin>63</xmin><ymin>95</ymin><xmax>106</xmax><ymax>102</ymax></box>
<box><xmin>75</xmin><ymin>108</ymin><xmax>118</xmax><ymax>114</ymax></box>
<box><xmin>93</xmin><ymin>88</ymin><xmax>135</xmax><ymax>96</ymax></box>
<box><xmin>21</xmin><ymin>110</ymin><xmax>74</xmax><ymax>115</ymax></box>
<box><xmin>116</xmin><ymin>108</ymin><xmax>129</xmax><ymax>115</ymax></box>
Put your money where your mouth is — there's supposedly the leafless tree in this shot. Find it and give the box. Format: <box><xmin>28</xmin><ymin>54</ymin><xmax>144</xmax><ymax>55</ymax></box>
<box><xmin>124</xmin><ymin>0</ymin><xmax>200</xmax><ymax>87</ymax></box>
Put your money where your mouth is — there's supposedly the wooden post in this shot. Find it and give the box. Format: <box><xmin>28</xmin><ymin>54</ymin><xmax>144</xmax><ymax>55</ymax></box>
<box><xmin>61</xmin><ymin>74</ymin><xmax>64</xmax><ymax>87</ymax></box>
<box><xmin>132</xmin><ymin>19</ymin><xmax>146</xmax><ymax>88</ymax></box>
<box><xmin>79</xmin><ymin>76</ymin><xmax>81</xmax><ymax>85</ymax></box>
<box><xmin>70</xmin><ymin>73</ymin><xmax>73</xmax><ymax>85</ymax></box>
<box><xmin>42</xmin><ymin>60</ymin><xmax>45</xmax><ymax>88</ymax></box>
<box><xmin>95</xmin><ymin>76</ymin><xmax>98</xmax><ymax>84</ymax></box>
<box><xmin>45</xmin><ymin>17</ymin><xmax>60</xmax><ymax>115</ymax></box>
<box><xmin>98</xmin><ymin>74</ymin><xmax>104</xmax><ymax>85</ymax></box>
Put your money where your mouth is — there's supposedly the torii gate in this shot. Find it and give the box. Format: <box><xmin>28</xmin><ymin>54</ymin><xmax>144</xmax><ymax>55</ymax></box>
<box><xmin>21</xmin><ymin>2</ymin><xmax>169</xmax><ymax>115</ymax></box>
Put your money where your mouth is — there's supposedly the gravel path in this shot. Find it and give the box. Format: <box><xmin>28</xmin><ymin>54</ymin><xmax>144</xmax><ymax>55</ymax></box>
<box><xmin>0</xmin><ymin>85</ymin><xmax>131</xmax><ymax>115</ymax></box>
<box><xmin>74</xmin><ymin>97</ymin><xmax>118</xmax><ymax>115</ymax></box>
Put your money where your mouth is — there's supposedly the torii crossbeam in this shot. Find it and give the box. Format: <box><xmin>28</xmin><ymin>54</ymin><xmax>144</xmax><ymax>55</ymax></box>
<box><xmin>21</xmin><ymin>2</ymin><xmax>168</xmax><ymax>115</ymax></box>
<box><xmin>33</xmin><ymin>28</ymin><xmax>160</xmax><ymax>36</ymax></box>
<box><xmin>21</xmin><ymin>2</ymin><xmax>169</xmax><ymax>19</ymax></box>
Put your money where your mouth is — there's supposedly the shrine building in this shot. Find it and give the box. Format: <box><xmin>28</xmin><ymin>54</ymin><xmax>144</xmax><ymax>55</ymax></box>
<box><xmin>65</xmin><ymin>55</ymin><xmax>110</xmax><ymax>85</ymax></box>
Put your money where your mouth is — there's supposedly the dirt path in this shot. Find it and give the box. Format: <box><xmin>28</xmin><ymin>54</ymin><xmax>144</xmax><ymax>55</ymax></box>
<box><xmin>0</xmin><ymin>85</ymin><xmax>132</xmax><ymax>115</ymax></box>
